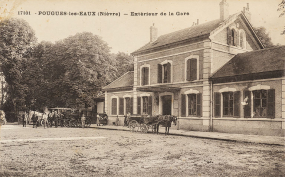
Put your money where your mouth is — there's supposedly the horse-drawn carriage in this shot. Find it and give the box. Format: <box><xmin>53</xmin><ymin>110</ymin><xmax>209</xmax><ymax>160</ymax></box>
<box><xmin>96</xmin><ymin>113</ymin><xmax>108</xmax><ymax>126</ymax></box>
<box><xmin>127</xmin><ymin>114</ymin><xmax>177</xmax><ymax>135</ymax></box>
<box><xmin>48</xmin><ymin>108</ymin><xmax>92</xmax><ymax>128</ymax></box>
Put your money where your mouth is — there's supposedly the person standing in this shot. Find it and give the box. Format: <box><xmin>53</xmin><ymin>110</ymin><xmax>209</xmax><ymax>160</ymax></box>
<box><xmin>32</xmin><ymin>112</ymin><xmax>38</xmax><ymax>128</ymax></box>
<box><xmin>54</xmin><ymin>110</ymin><xmax>58</xmax><ymax>128</ymax></box>
<box><xmin>22</xmin><ymin>113</ymin><xmax>26</xmax><ymax>127</ymax></box>
<box><xmin>42</xmin><ymin>112</ymin><xmax>48</xmax><ymax>129</ymax></box>
<box><xmin>81</xmin><ymin>113</ymin><xmax>86</xmax><ymax>128</ymax></box>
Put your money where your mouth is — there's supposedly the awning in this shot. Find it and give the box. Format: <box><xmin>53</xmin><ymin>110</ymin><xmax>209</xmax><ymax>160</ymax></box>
<box><xmin>137</xmin><ymin>85</ymin><xmax>181</xmax><ymax>92</ymax></box>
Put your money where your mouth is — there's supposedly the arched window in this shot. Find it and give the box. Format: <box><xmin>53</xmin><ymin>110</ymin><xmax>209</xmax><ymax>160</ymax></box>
<box><xmin>227</xmin><ymin>27</ymin><xmax>238</xmax><ymax>47</ymax></box>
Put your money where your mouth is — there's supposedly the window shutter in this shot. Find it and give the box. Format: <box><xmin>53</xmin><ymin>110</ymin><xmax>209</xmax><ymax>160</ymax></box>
<box><xmin>234</xmin><ymin>30</ymin><xmax>238</xmax><ymax>46</ymax></box>
<box><xmin>119</xmin><ymin>98</ymin><xmax>124</xmax><ymax>115</ymax></box>
<box><xmin>145</xmin><ymin>67</ymin><xmax>149</xmax><ymax>85</ymax></box>
<box><xmin>236</xmin><ymin>31</ymin><xmax>240</xmax><ymax>47</ymax></box>
<box><xmin>148</xmin><ymin>96</ymin><xmax>152</xmax><ymax>115</ymax></box>
<box><xmin>181</xmin><ymin>94</ymin><xmax>186</xmax><ymax>117</ymax></box>
<box><xmin>137</xmin><ymin>97</ymin><xmax>141</xmax><ymax>115</ymax></box>
<box><xmin>112</xmin><ymin>98</ymin><xmax>117</xmax><ymax>115</ymax></box>
<box><xmin>233</xmin><ymin>91</ymin><xmax>240</xmax><ymax>118</ymax></box>
<box><xmin>167</xmin><ymin>62</ymin><xmax>171</xmax><ymax>83</ymax></box>
<box><xmin>197</xmin><ymin>93</ymin><xmax>202</xmax><ymax>117</ymax></box>
<box><xmin>267</xmin><ymin>89</ymin><xmax>275</xmax><ymax>118</ymax></box>
<box><xmin>244</xmin><ymin>91</ymin><xmax>251</xmax><ymax>118</ymax></box>
<box><xmin>227</xmin><ymin>27</ymin><xmax>232</xmax><ymax>45</ymax></box>
<box><xmin>214</xmin><ymin>92</ymin><xmax>221</xmax><ymax>117</ymax></box>
<box><xmin>190</xmin><ymin>59</ymin><xmax>197</xmax><ymax>81</ymax></box>
<box><xmin>157</xmin><ymin>64</ymin><xmax>162</xmax><ymax>83</ymax></box>
<box><xmin>141</xmin><ymin>68</ymin><xmax>145</xmax><ymax>85</ymax></box>
<box><xmin>186</xmin><ymin>59</ymin><xmax>191</xmax><ymax>81</ymax></box>
<box><xmin>130</xmin><ymin>97</ymin><xmax>133</xmax><ymax>114</ymax></box>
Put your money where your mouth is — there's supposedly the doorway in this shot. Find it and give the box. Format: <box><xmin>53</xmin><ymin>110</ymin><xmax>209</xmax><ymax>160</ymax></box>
<box><xmin>161</xmin><ymin>95</ymin><xmax>172</xmax><ymax>115</ymax></box>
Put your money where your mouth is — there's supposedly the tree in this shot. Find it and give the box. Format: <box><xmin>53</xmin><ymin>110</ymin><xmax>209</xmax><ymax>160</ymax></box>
<box><xmin>0</xmin><ymin>18</ymin><xmax>37</xmax><ymax>119</ymax></box>
<box><xmin>253</xmin><ymin>26</ymin><xmax>275</xmax><ymax>48</ymax></box>
<box><xmin>112</xmin><ymin>52</ymin><xmax>134</xmax><ymax>78</ymax></box>
<box><xmin>278</xmin><ymin>0</ymin><xmax>285</xmax><ymax>34</ymax></box>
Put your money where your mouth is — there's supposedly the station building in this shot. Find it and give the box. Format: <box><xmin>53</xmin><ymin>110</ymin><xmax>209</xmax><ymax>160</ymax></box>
<box><xmin>102</xmin><ymin>0</ymin><xmax>285</xmax><ymax>136</ymax></box>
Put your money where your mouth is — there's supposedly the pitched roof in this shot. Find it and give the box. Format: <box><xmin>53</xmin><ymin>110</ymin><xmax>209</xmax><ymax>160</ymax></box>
<box><xmin>132</xmin><ymin>18</ymin><xmax>227</xmax><ymax>55</ymax></box>
<box><xmin>211</xmin><ymin>46</ymin><xmax>285</xmax><ymax>79</ymax></box>
<box><xmin>103</xmin><ymin>71</ymin><xmax>134</xmax><ymax>91</ymax></box>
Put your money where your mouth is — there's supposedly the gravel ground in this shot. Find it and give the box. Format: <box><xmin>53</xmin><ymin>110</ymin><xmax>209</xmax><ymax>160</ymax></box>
<box><xmin>0</xmin><ymin>124</ymin><xmax>284</xmax><ymax>177</ymax></box>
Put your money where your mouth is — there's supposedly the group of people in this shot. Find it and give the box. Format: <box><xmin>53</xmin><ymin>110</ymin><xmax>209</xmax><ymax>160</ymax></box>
<box><xmin>22</xmin><ymin>110</ymin><xmax>87</xmax><ymax>129</ymax></box>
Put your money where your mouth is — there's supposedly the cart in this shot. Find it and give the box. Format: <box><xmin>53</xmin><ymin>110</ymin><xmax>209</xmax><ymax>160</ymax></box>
<box><xmin>97</xmin><ymin>113</ymin><xmax>108</xmax><ymax>126</ymax></box>
<box><xmin>128</xmin><ymin>115</ymin><xmax>159</xmax><ymax>133</ymax></box>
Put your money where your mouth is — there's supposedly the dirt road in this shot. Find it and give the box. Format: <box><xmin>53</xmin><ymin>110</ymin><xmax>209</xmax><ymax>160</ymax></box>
<box><xmin>0</xmin><ymin>124</ymin><xmax>284</xmax><ymax>176</ymax></box>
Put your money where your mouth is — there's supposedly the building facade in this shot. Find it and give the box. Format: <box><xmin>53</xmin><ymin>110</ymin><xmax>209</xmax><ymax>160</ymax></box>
<box><xmin>103</xmin><ymin>0</ymin><xmax>285</xmax><ymax>136</ymax></box>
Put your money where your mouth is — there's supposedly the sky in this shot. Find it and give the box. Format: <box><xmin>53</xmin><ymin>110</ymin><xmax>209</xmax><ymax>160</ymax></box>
<box><xmin>1</xmin><ymin>0</ymin><xmax>284</xmax><ymax>54</ymax></box>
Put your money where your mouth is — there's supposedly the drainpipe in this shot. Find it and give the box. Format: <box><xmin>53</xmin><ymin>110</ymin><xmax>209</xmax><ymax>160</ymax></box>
<box><xmin>210</xmin><ymin>80</ymin><xmax>214</xmax><ymax>132</ymax></box>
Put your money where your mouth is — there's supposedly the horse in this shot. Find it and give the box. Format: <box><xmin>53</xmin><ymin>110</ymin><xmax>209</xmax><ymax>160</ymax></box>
<box><xmin>153</xmin><ymin>115</ymin><xmax>177</xmax><ymax>135</ymax></box>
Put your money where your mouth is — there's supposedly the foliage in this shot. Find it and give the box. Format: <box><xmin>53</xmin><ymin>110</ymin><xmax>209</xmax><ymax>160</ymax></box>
<box><xmin>27</xmin><ymin>33</ymin><xmax>117</xmax><ymax>109</ymax></box>
<box><xmin>112</xmin><ymin>52</ymin><xmax>134</xmax><ymax>79</ymax></box>
<box><xmin>0</xmin><ymin>18</ymin><xmax>132</xmax><ymax>113</ymax></box>
<box><xmin>278</xmin><ymin>0</ymin><xmax>285</xmax><ymax>34</ymax></box>
<box><xmin>0</xmin><ymin>18</ymin><xmax>37</xmax><ymax>114</ymax></box>
<box><xmin>253</xmin><ymin>26</ymin><xmax>275</xmax><ymax>48</ymax></box>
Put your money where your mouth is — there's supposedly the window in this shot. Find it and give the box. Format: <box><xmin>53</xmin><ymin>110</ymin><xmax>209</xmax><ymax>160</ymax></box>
<box><xmin>188</xmin><ymin>94</ymin><xmax>197</xmax><ymax>116</ymax></box>
<box><xmin>141</xmin><ymin>67</ymin><xmax>149</xmax><ymax>85</ymax></box>
<box><xmin>223</xmin><ymin>92</ymin><xmax>233</xmax><ymax>116</ymax></box>
<box><xmin>142</xmin><ymin>96</ymin><xmax>148</xmax><ymax>114</ymax></box>
<box><xmin>227</xmin><ymin>27</ymin><xmax>238</xmax><ymax>46</ymax></box>
<box><xmin>119</xmin><ymin>98</ymin><xmax>124</xmax><ymax>115</ymax></box>
<box><xmin>214</xmin><ymin>91</ymin><xmax>240</xmax><ymax>118</ymax></box>
<box><xmin>181</xmin><ymin>93</ymin><xmax>201</xmax><ymax>117</ymax></box>
<box><xmin>244</xmin><ymin>89</ymin><xmax>275</xmax><ymax>118</ymax></box>
<box><xmin>157</xmin><ymin>62</ymin><xmax>171</xmax><ymax>83</ymax></box>
<box><xmin>139</xmin><ymin>96</ymin><xmax>152</xmax><ymax>115</ymax></box>
<box><xmin>253</xmin><ymin>90</ymin><xmax>268</xmax><ymax>117</ymax></box>
<box><xmin>111</xmin><ymin>98</ymin><xmax>117</xmax><ymax>115</ymax></box>
<box><xmin>186</xmin><ymin>58</ymin><xmax>198</xmax><ymax>81</ymax></box>
<box><xmin>125</xmin><ymin>97</ymin><xmax>133</xmax><ymax>115</ymax></box>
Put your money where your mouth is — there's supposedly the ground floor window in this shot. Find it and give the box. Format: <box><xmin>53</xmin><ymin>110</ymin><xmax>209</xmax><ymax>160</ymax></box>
<box><xmin>125</xmin><ymin>97</ymin><xmax>133</xmax><ymax>115</ymax></box>
<box><xmin>137</xmin><ymin>96</ymin><xmax>152</xmax><ymax>115</ymax></box>
<box><xmin>223</xmin><ymin>92</ymin><xmax>234</xmax><ymax>117</ymax></box>
<box><xmin>252</xmin><ymin>89</ymin><xmax>274</xmax><ymax>118</ymax></box>
<box><xmin>188</xmin><ymin>94</ymin><xmax>197</xmax><ymax>116</ymax></box>
<box><xmin>214</xmin><ymin>91</ymin><xmax>240</xmax><ymax>118</ymax></box>
<box><xmin>181</xmin><ymin>93</ymin><xmax>201</xmax><ymax>117</ymax></box>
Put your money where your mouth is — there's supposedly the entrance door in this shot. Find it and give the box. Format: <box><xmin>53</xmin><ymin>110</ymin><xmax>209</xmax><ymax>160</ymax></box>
<box><xmin>161</xmin><ymin>95</ymin><xmax>172</xmax><ymax>115</ymax></box>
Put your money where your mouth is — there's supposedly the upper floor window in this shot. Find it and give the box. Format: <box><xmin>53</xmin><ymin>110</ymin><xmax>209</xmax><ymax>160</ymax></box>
<box><xmin>227</xmin><ymin>27</ymin><xmax>238</xmax><ymax>47</ymax></box>
<box><xmin>141</xmin><ymin>67</ymin><xmax>149</xmax><ymax>86</ymax></box>
<box><xmin>186</xmin><ymin>58</ymin><xmax>198</xmax><ymax>81</ymax></box>
<box><xmin>157</xmin><ymin>62</ymin><xmax>171</xmax><ymax>83</ymax></box>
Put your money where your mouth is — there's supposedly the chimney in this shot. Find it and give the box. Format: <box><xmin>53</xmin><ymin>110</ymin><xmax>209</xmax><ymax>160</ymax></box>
<box><xmin>243</xmin><ymin>3</ymin><xmax>251</xmax><ymax>22</ymax></box>
<box><xmin>150</xmin><ymin>24</ymin><xmax>157</xmax><ymax>42</ymax></box>
<box><xmin>219</xmin><ymin>0</ymin><xmax>229</xmax><ymax>21</ymax></box>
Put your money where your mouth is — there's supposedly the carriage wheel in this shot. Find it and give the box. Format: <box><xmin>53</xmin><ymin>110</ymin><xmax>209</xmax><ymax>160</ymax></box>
<box><xmin>129</xmin><ymin>120</ymin><xmax>137</xmax><ymax>132</ymax></box>
<box><xmin>140</xmin><ymin>124</ymin><xmax>148</xmax><ymax>133</ymax></box>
